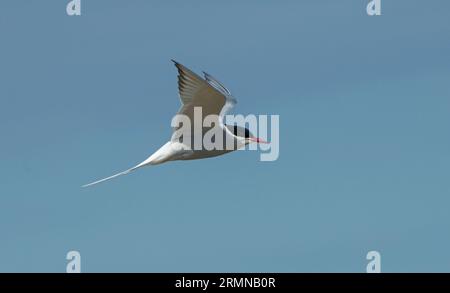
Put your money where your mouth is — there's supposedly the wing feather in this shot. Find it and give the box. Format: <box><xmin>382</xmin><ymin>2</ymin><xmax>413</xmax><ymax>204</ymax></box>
<box><xmin>171</xmin><ymin>60</ymin><xmax>237</xmax><ymax>144</ymax></box>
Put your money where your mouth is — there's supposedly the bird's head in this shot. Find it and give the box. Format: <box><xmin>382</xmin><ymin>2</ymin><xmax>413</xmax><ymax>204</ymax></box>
<box><xmin>226</xmin><ymin>125</ymin><xmax>269</xmax><ymax>145</ymax></box>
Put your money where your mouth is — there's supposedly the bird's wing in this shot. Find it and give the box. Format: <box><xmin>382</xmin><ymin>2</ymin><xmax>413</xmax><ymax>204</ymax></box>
<box><xmin>171</xmin><ymin>60</ymin><xmax>236</xmax><ymax>129</ymax></box>
<box><xmin>203</xmin><ymin>71</ymin><xmax>232</xmax><ymax>96</ymax></box>
<box><xmin>203</xmin><ymin>71</ymin><xmax>237</xmax><ymax>118</ymax></box>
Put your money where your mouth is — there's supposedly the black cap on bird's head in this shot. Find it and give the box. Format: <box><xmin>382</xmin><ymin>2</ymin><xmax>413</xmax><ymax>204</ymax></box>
<box><xmin>225</xmin><ymin>124</ymin><xmax>268</xmax><ymax>144</ymax></box>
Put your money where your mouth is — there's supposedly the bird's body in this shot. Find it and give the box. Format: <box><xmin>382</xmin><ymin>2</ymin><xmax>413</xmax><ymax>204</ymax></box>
<box><xmin>82</xmin><ymin>60</ymin><xmax>266</xmax><ymax>187</ymax></box>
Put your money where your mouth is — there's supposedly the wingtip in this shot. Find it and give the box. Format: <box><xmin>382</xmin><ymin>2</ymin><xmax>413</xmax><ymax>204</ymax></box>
<box><xmin>172</xmin><ymin>59</ymin><xmax>184</xmax><ymax>71</ymax></box>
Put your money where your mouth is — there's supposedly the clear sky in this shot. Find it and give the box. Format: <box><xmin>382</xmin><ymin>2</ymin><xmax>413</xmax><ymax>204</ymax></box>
<box><xmin>0</xmin><ymin>0</ymin><xmax>449</xmax><ymax>272</ymax></box>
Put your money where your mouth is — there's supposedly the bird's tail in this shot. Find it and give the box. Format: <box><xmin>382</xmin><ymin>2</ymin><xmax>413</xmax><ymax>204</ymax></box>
<box><xmin>81</xmin><ymin>168</ymin><xmax>133</xmax><ymax>188</ymax></box>
<box><xmin>81</xmin><ymin>150</ymin><xmax>160</xmax><ymax>187</ymax></box>
<box><xmin>81</xmin><ymin>142</ymin><xmax>171</xmax><ymax>188</ymax></box>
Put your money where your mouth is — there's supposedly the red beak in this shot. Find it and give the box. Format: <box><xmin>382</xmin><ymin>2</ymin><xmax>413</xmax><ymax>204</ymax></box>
<box><xmin>249</xmin><ymin>137</ymin><xmax>269</xmax><ymax>144</ymax></box>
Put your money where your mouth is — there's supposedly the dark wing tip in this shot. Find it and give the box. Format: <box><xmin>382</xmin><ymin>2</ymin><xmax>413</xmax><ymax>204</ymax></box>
<box><xmin>172</xmin><ymin>60</ymin><xmax>190</xmax><ymax>74</ymax></box>
<box><xmin>171</xmin><ymin>59</ymin><xmax>181</xmax><ymax>67</ymax></box>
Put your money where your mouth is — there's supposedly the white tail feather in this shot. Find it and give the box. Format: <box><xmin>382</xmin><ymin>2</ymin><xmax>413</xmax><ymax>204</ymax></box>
<box><xmin>82</xmin><ymin>141</ymin><xmax>176</xmax><ymax>188</ymax></box>
<box><xmin>82</xmin><ymin>168</ymin><xmax>136</xmax><ymax>187</ymax></box>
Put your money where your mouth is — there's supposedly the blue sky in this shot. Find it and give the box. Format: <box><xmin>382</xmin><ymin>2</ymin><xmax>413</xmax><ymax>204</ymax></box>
<box><xmin>0</xmin><ymin>0</ymin><xmax>449</xmax><ymax>272</ymax></box>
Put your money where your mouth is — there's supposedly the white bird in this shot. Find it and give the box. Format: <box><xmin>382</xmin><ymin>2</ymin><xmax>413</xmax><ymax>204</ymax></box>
<box><xmin>82</xmin><ymin>60</ymin><xmax>267</xmax><ymax>187</ymax></box>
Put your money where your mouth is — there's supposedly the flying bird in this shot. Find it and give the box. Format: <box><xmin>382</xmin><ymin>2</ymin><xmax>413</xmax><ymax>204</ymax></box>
<box><xmin>82</xmin><ymin>60</ymin><xmax>267</xmax><ymax>187</ymax></box>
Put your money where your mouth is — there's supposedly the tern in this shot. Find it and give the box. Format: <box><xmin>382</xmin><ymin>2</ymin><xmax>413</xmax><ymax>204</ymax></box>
<box><xmin>82</xmin><ymin>60</ymin><xmax>267</xmax><ymax>187</ymax></box>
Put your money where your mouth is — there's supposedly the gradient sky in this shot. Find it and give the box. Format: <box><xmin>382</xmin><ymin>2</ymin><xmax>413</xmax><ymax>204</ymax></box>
<box><xmin>1</xmin><ymin>0</ymin><xmax>449</xmax><ymax>272</ymax></box>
